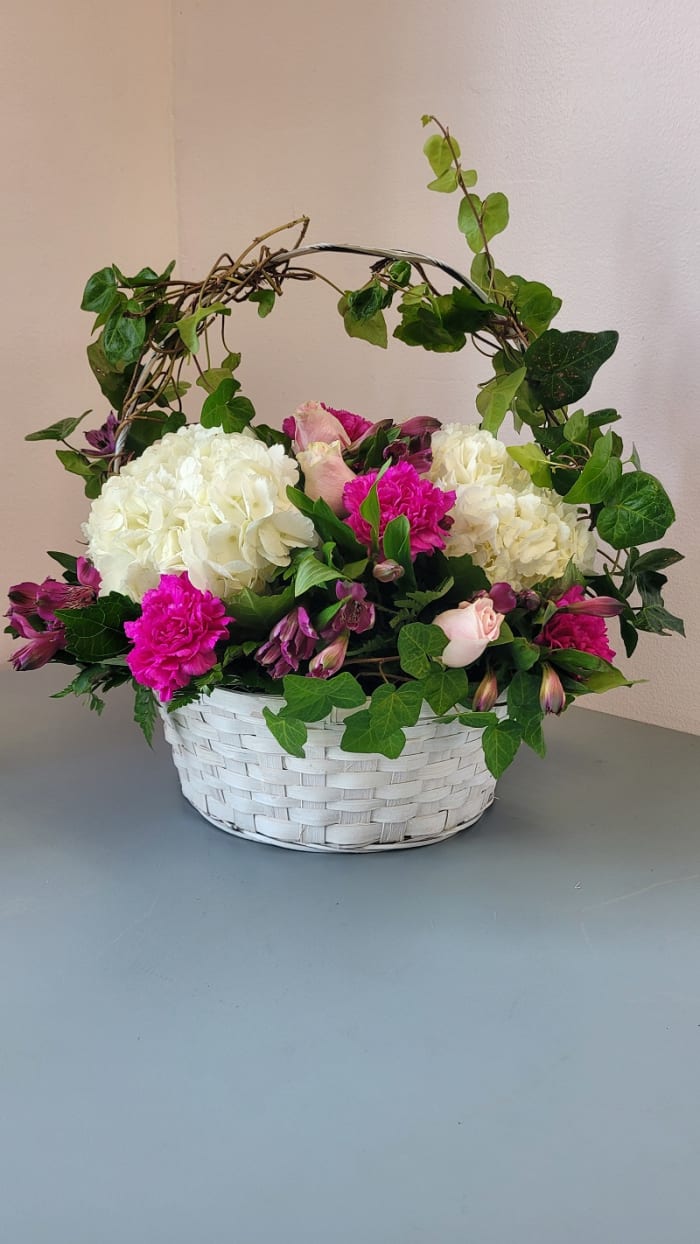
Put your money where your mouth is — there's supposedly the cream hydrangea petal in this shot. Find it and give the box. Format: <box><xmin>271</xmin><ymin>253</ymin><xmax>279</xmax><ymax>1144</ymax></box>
<box><xmin>83</xmin><ymin>424</ymin><xmax>317</xmax><ymax>601</ymax></box>
<box><xmin>430</xmin><ymin>424</ymin><xmax>596</xmax><ymax>590</ymax></box>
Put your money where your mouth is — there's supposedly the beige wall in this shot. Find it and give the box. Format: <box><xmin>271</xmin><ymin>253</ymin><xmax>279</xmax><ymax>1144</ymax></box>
<box><xmin>0</xmin><ymin>0</ymin><xmax>177</xmax><ymax>642</ymax></box>
<box><xmin>3</xmin><ymin>0</ymin><xmax>698</xmax><ymax>734</ymax></box>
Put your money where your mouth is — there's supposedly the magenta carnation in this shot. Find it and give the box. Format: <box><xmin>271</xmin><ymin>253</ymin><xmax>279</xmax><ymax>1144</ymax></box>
<box><xmin>343</xmin><ymin>461</ymin><xmax>456</xmax><ymax>559</ymax></box>
<box><xmin>539</xmin><ymin>586</ymin><xmax>616</xmax><ymax>662</ymax></box>
<box><xmin>124</xmin><ymin>572</ymin><xmax>233</xmax><ymax>702</ymax></box>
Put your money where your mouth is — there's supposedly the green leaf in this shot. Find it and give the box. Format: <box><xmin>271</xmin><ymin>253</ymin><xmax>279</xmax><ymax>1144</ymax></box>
<box><xmin>482</xmin><ymin>719</ymin><xmax>522</xmax><ymax>778</ymax></box>
<box><xmin>196</xmin><ymin>368</ymin><xmax>241</xmax><ymax>395</ymax></box>
<box><xmin>427</xmin><ymin>168</ymin><xmax>459</xmax><ymax>193</ymax></box>
<box><xmin>423</xmin><ymin>133</ymin><xmax>459</xmax><ymax>177</ymax></box>
<box><xmin>340</xmin><ymin>709</ymin><xmax>406</xmax><ymax>759</ymax></box>
<box><xmin>457</xmin><ymin>193</ymin><xmax>484</xmax><ymax>253</ymax></box>
<box><xmin>359</xmin><ymin>480</ymin><xmax>381</xmax><ymax>545</ymax></box>
<box><xmin>293</xmin><ymin>552</ymin><xmax>341</xmax><ymax>597</ymax></box>
<box><xmin>588</xmin><ymin>408</ymin><xmax>620</xmax><ymax>429</ymax></box>
<box><xmin>391</xmin><ymin>578</ymin><xmax>453</xmax><ymax>626</ymax></box>
<box><xmin>327</xmin><ymin>672</ymin><xmax>366</xmax><ymax>709</ymax></box>
<box><xmin>47</xmin><ymin>550</ymin><xmax>79</xmax><ymax>575</ymax></box>
<box><xmin>524</xmin><ymin>329</ymin><xmax>619</xmax><ymax>407</ymax></box>
<box><xmin>476</xmin><ymin>366</ymin><xmax>527</xmax><ymax>435</ymax></box>
<box><xmin>102</xmin><ymin>310</ymin><xmax>146</xmax><ymax>367</ymax></box>
<box><xmin>481</xmin><ymin>192</ymin><xmax>509</xmax><ymax>242</ymax></box>
<box><xmin>286</xmin><ymin>487</ymin><xmax>365</xmax><ymax>559</ymax></box>
<box><xmin>398</xmin><ymin>622</ymin><xmax>447</xmax><ymax>678</ymax></box>
<box><xmin>86</xmin><ymin>337</ymin><xmax>134</xmax><ymax>409</ymax></box>
<box><xmin>176</xmin><ymin>302</ymin><xmax>230</xmax><ymax>354</ymax></box>
<box><xmin>547</xmin><ymin>648</ymin><xmax>617</xmax><ymax>676</ymax></box>
<box><xmin>635</xmin><ymin>605</ymin><xmax>685</xmax><ymax>637</ymax></box>
<box><xmin>388</xmin><ymin>260</ymin><xmax>412</xmax><ymax>286</ymax></box>
<box><xmin>55</xmin><ymin>592</ymin><xmax>139</xmax><ymax>663</ymax></box>
<box><xmin>585</xmin><ymin>665</ymin><xmax>636</xmax><ymax>692</ymax></box>
<box><xmin>346</xmin><ymin>281</ymin><xmax>391</xmax><ymax>321</ymax></box>
<box><xmin>506</xmin><ymin>442</ymin><xmax>552</xmax><ymax>488</ymax></box>
<box><xmin>369</xmin><ymin>682</ymin><xmax>424</xmax><ymax>738</ymax></box>
<box><xmin>133</xmin><ymin>683</ymin><xmax>158</xmax><ymax>747</ymax></box>
<box><xmin>26</xmin><ymin>412</ymin><xmax>89</xmax><ymax>442</ymax></box>
<box><xmin>249</xmin><ymin>289</ymin><xmax>276</xmax><ymax>317</ymax></box>
<box><xmin>512</xmin><ymin>278</ymin><xmax>562</xmax><ymax>335</ymax></box>
<box><xmin>509</xmin><ymin>638</ymin><xmax>542</xmax><ymax>671</ymax></box>
<box><xmin>507</xmin><ymin>671</ymin><xmax>545</xmax><ymax>757</ymax></box>
<box><xmin>631</xmin><ymin>547</ymin><xmax>684</xmax><ymax>573</ymax></box>
<box><xmin>226</xmin><ymin>586</ymin><xmax>295</xmax><ymax>636</ymax></box>
<box><xmin>338</xmin><ymin>295</ymin><xmax>387</xmax><ymax>348</ymax></box>
<box><xmin>81</xmin><ymin>267</ymin><xmax>118</xmax><ymax>313</ymax></box>
<box><xmin>126</xmin><ymin>409</ymin><xmax>186</xmax><ymax>452</ymax></box>
<box><xmin>282</xmin><ymin>675</ymin><xmax>334</xmax><ymax>722</ymax></box>
<box><xmin>55</xmin><ymin>449</ymin><xmax>99</xmax><ymax>480</ymax></box>
<box><xmin>200</xmin><ymin>379</ymin><xmax>255</xmax><ymax>432</ymax></box>
<box><xmin>456</xmin><ymin>710</ymin><xmax>499</xmax><ymax>729</ymax></box>
<box><xmin>439</xmin><ymin>552</ymin><xmax>490</xmax><ymax>599</ymax></box>
<box><xmin>262</xmin><ymin>707</ymin><xmax>307</xmax><ymax>757</ymax></box>
<box><xmin>596</xmin><ymin>472</ymin><xmax>675</xmax><ymax>549</ymax></box>
<box><xmin>563</xmin><ymin>431</ymin><xmax>623</xmax><ymax>505</ymax></box>
<box><xmin>382</xmin><ymin>515</ymin><xmax>414</xmax><ymax>584</ymax></box>
<box><xmin>422</xmin><ymin>666</ymin><xmax>468</xmax><ymax>715</ymax></box>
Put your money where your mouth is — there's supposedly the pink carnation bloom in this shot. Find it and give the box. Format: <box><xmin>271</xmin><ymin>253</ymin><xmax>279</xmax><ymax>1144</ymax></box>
<box><xmin>343</xmin><ymin>461</ymin><xmax>456</xmax><ymax>559</ymax></box>
<box><xmin>124</xmin><ymin>572</ymin><xmax>233</xmax><ymax>702</ymax></box>
<box><xmin>539</xmin><ymin>586</ymin><xmax>615</xmax><ymax>662</ymax></box>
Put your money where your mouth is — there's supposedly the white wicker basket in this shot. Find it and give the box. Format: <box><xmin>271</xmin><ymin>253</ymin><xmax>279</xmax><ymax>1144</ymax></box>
<box><xmin>161</xmin><ymin>688</ymin><xmax>503</xmax><ymax>852</ymax></box>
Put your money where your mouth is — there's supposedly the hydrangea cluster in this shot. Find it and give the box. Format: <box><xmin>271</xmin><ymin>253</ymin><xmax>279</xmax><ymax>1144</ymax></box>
<box><xmin>429</xmin><ymin>424</ymin><xmax>596</xmax><ymax>590</ymax></box>
<box><xmin>84</xmin><ymin>424</ymin><xmax>316</xmax><ymax>601</ymax></box>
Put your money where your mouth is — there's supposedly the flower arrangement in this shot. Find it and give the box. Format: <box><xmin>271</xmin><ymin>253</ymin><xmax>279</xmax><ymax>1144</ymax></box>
<box><xmin>7</xmin><ymin>116</ymin><xmax>684</xmax><ymax>784</ymax></box>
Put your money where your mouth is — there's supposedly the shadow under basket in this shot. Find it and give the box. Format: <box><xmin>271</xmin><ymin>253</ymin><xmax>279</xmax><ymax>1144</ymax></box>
<box><xmin>160</xmin><ymin>688</ymin><xmax>502</xmax><ymax>852</ymax></box>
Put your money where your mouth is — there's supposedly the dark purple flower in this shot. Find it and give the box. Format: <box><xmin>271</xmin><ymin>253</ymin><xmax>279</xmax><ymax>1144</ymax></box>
<box><xmin>382</xmin><ymin>415</ymin><xmax>442</xmax><ymax>474</ymax></box>
<box><xmin>518</xmin><ymin>589</ymin><xmax>541</xmax><ymax>612</ymax></box>
<box><xmin>84</xmin><ymin>412</ymin><xmax>120</xmax><ymax>457</ymax></box>
<box><xmin>7</xmin><ymin>557</ymin><xmax>101</xmax><ymax>672</ymax></box>
<box><xmin>309</xmin><ymin>632</ymin><xmax>349</xmax><ymax>678</ymax></box>
<box><xmin>488</xmin><ymin>582</ymin><xmax>517</xmax><ymax>614</ymax></box>
<box><xmin>256</xmin><ymin>607</ymin><xmax>319</xmax><ymax>680</ymax></box>
<box><xmin>322</xmin><ymin>581</ymin><xmax>375</xmax><ymax>638</ymax></box>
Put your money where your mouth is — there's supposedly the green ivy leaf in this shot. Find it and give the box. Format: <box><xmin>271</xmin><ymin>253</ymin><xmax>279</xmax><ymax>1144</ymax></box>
<box><xmin>511</xmin><ymin>278</ymin><xmax>562</xmax><ymax>335</ymax></box>
<box><xmin>133</xmin><ymin>683</ymin><xmax>158</xmax><ymax>747</ymax></box>
<box><xmin>369</xmin><ymin>681</ymin><xmax>424</xmax><ymax>735</ymax></box>
<box><xmin>423</xmin><ymin>133</ymin><xmax>459</xmax><ymax>176</ymax></box>
<box><xmin>634</xmin><ymin>605</ymin><xmax>685</xmax><ymax>637</ymax></box>
<box><xmin>482</xmin><ymin>719</ymin><xmax>522</xmax><ymax>778</ymax></box>
<box><xmin>86</xmin><ymin>337</ymin><xmax>134</xmax><ymax>409</ymax></box>
<box><xmin>506</xmin><ymin>442</ymin><xmax>552</xmax><ymax>488</ymax></box>
<box><xmin>509</xmin><ymin>638</ymin><xmax>542</xmax><ymax>671</ymax></box>
<box><xmin>338</xmin><ymin>295</ymin><xmax>387</xmax><ymax>348</ymax></box>
<box><xmin>596</xmin><ymin>472</ymin><xmax>675</xmax><ymax>549</ymax></box>
<box><xmin>507</xmin><ymin>671</ymin><xmax>546</xmax><ymax>757</ymax></box>
<box><xmin>249</xmin><ymin>290</ymin><xmax>276</xmax><ymax>317</ymax></box>
<box><xmin>382</xmin><ymin>515</ymin><xmax>414</xmax><ymax>585</ymax></box>
<box><xmin>81</xmin><ymin>267</ymin><xmax>118</xmax><ymax>313</ymax></box>
<box><xmin>55</xmin><ymin>593</ymin><xmax>139</xmax><ymax>663</ymax></box>
<box><xmin>176</xmin><ymin>302</ymin><xmax>230</xmax><ymax>354</ymax></box>
<box><xmin>388</xmin><ymin>260</ymin><xmax>412</xmax><ymax>286</ymax></box>
<box><xmin>631</xmin><ymin>547</ymin><xmax>684</xmax><ymax>573</ymax></box>
<box><xmin>481</xmin><ymin>192</ymin><xmax>509</xmax><ymax>242</ymax></box>
<box><xmin>524</xmin><ymin>329</ymin><xmax>619</xmax><ymax>406</ymax></box>
<box><xmin>398</xmin><ymin>622</ymin><xmax>447</xmax><ymax>678</ymax></box>
<box><xmin>102</xmin><ymin>310</ymin><xmax>146</xmax><ymax>367</ymax></box>
<box><xmin>457</xmin><ymin>193</ymin><xmax>484</xmax><ymax>253</ymax></box>
<box><xmin>262</xmin><ymin>707</ymin><xmax>307</xmax><ymax>757</ymax></box>
<box><xmin>563</xmin><ymin>431</ymin><xmax>622</xmax><ymax>504</ymax></box>
<box><xmin>438</xmin><ymin>552</ymin><xmax>490</xmax><ymax>599</ymax></box>
<box><xmin>422</xmin><ymin>666</ymin><xmax>468</xmax><ymax>715</ymax></box>
<box><xmin>476</xmin><ymin>366</ymin><xmax>527</xmax><ymax>435</ymax></box>
<box><xmin>200</xmin><ymin>379</ymin><xmax>255</xmax><ymax>432</ymax></box>
<box><xmin>196</xmin><ymin>368</ymin><xmax>241</xmax><ymax>395</ymax></box>
<box><xmin>340</xmin><ymin>709</ymin><xmax>405</xmax><ymax>759</ymax></box>
<box><xmin>26</xmin><ymin>412</ymin><xmax>90</xmax><ymax>442</ymax></box>
<box><xmin>456</xmin><ymin>710</ymin><xmax>499</xmax><ymax>729</ymax></box>
<box><xmin>427</xmin><ymin>168</ymin><xmax>459</xmax><ymax>193</ymax></box>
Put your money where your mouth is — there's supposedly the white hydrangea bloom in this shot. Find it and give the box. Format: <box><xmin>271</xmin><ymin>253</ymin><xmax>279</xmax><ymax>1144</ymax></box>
<box><xmin>429</xmin><ymin>424</ymin><xmax>596</xmax><ymax>590</ymax></box>
<box><xmin>84</xmin><ymin>424</ymin><xmax>316</xmax><ymax>600</ymax></box>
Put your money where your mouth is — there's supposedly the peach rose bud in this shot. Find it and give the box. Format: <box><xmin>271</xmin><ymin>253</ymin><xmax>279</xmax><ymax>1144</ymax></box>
<box><xmin>295</xmin><ymin>440</ymin><xmax>356</xmax><ymax>516</ymax></box>
<box><xmin>291</xmin><ymin>401</ymin><xmax>352</xmax><ymax>451</ymax></box>
<box><xmin>433</xmin><ymin>597</ymin><xmax>504</xmax><ymax>668</ymax></box>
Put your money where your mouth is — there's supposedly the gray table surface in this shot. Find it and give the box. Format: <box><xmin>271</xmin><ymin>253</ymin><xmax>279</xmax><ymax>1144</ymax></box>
<box><xmin>2</xmin><ymin>667</ymin><xmax>700</xmax><ymax>1244</ymax></box>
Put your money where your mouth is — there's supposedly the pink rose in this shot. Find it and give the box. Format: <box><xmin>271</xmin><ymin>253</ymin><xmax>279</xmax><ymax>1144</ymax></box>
<box><xmin>296</xmin><ymin>440</ymin><xmax>356</xmax><ymax>515</ymax></box>
<box><xmin>433</xmin><ymin>597</ymin><xmax>504</xmax><ymax>668</ymax></box>
<box><xmin>284</xmin><ymin>401</ymin><xmax>352</xmax><ymax>451</ymax></box>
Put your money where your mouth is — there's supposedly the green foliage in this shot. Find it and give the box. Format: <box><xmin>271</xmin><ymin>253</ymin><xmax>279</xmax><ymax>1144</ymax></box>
<box><xmin>200</xmin><ymin>378</ymin><xmax>255</xmax><ymax>432</ymax></box>
<box><xmin>507</xmin><ymin>671</ymin><xmax>546</xmax><ymax>757</ymax></box>
<box><xmin>422</xmin><ymin>666</ymin><xmax>468</xmax><ymax>715</ymax></box>
<box><xmin>262</xmin><ymin>707</ymin><xmax>308</xmax><ymax>757</ymax></box>
<box><xmin>176</xmin><ymin>302</ymin><xmax>230</xmax><ymax>354</ymax></box>
<box><xmin>476</xmin><ymin>366</ymin><xmax>527</xmax><ymax>435</ymax></box>
<box><xmin>103</xmin><ymin>309</ymin><xmax>146</xmax><ymax>367</ymax></box>
<box><xmin>423</xmin><ymin>133</ymin><xmax>460</xmax><ymax>176</ymax></box>
<box><xmin>292</xmin><ymin>550</ymin><xmax>342</xmax><ymax>597</ymax></box>
<box><xmin>286</xmin><ymin>487</ymin><xmax>365</xmax><ymax>558</ymax></box>
<box><xmin>338</xmin><ymin>294</ymin><xmax>387</xmax><ymax>348</ymax></box>
<box><xmin>55</xmin><ymin>449</ymin><xmax>109</xmax><ymax>498</ymax></box>
<box><xmin>506</xmin><ymin>443</ymin><xmax>552</xmax><ymax>488</ymax></box>
<box><xmin>524</xmin><ymin>329</ymin><xmax>619</xmax><ymax>407</ymax></box>
<box><xmin>26</xmin><ymin>413</ymin><xmax>89</xmax><ymax>442</ymax></box>
<box><xmin>382</xmin><ymin>515</ymin><xmax>415</xmax><ymax>586</ymax></box>
<box><xmin>133</xmin><ymin>683</ymin><xmax>158</xmax><ymax>747</ymax></box>
<box><xmin>562</xmin><ymin>431</ymin><xmax>622</xmax><ymax>504</ymax></box>
<box><xmin>398</xmin><ymin>622</ymin><xmax>447</xmax><ymax>678</ymax></box>
<box><xmin>225</xmin><ymin>584</ymin><xmax>296</xmax><ymax>634</ymax></box>
<box><xmin>482</xmin><ymin>719</ymin><xmax>522</xmax><ymax>778</ymax></box>
<box><xmin>596</xmin><ymin>472</ymin><xmax>675</xmax><ymax>548</ymax></box>
<box><xmin>249</xmin><ymin>290</ymin><xmax>276</xmax><ymax>317</ymax></box>
<box><xmin>55</xmin><ymin>593</ymin><xmax>139</xmax><ymax>663</ymax></box>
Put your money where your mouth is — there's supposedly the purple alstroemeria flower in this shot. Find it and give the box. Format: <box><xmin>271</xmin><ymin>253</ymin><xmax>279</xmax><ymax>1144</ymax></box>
<box><xmin>309</xmin><ymin>632</ymin><xmax>349</xmax><ymax>679</ymax></box>
<box><xmin>84</xmin><ymin>412</ymin><xmax>121</xmax><ymax>458</ymax></box>
<box><xmin>539</xmin><ymin>663</ymin><xmax>566</xmax><ymax>716</ymax></box>
<box><xmin>472</xmin><ymin>670</ymin><xmax>499</xmax><ymax>712</ymax></box>
<box><xmin>256</xmin><ymin>607</ymin><xmax>319</xmax><ymax>680</ymax></box>
<box><xmin>322</xmin><ymin>581</ymin><xmax>375</xmax><ymax>639</ymax></box>
<box><xmin>382</xmin><ymin>415</ymin><xmax>442</xmax><ymax>474</ymax></box>
<box><xmin>6</xmin><ymin>557</ymin><xmax>101</xmax><ymax>671</ymax></box>
<box><xmin>8</xmin><ymin>613</ymin><xmax>66</xmax><ymax>670</ymax></box>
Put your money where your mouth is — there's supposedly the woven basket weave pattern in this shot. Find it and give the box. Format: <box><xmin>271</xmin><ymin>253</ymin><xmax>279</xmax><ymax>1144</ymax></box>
<box><xmin>162</xmin><ymin>688</ymin><xmax>501</xmax><ymax>852</ymax></box>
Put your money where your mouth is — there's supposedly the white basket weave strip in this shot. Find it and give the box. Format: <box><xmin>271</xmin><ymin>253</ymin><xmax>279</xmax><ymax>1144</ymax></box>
<box><xmin>161</xmin><ymin>688</ymin><xmax>502</xmax><ymax>852</ymax></box>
